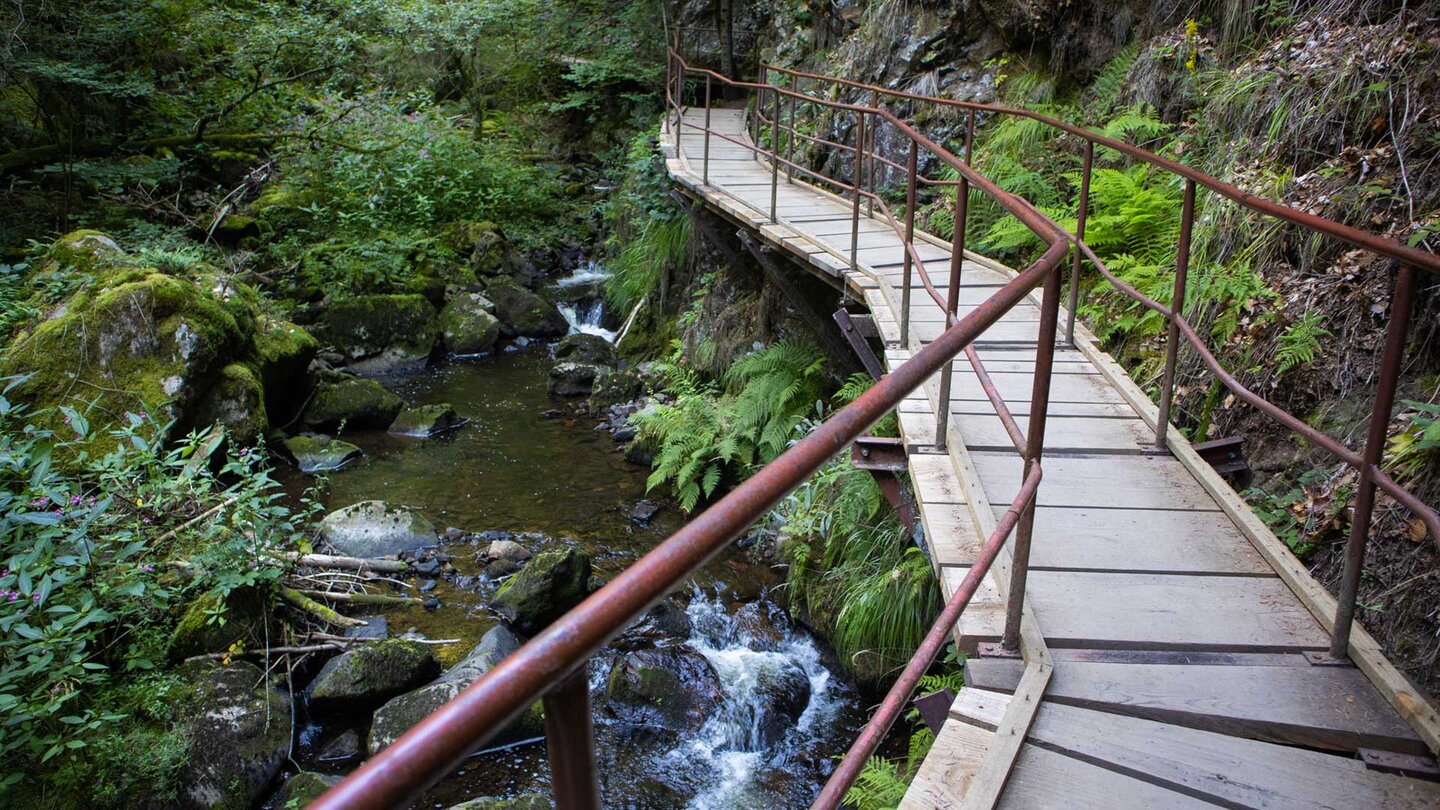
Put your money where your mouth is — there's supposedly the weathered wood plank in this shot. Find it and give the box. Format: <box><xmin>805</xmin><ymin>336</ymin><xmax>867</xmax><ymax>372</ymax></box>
<box><xmin>1021</xmin><ymin>701</ymin><xmax>1440</xmax><ymax>810</ymax></box>
<box><xmin>900</xmin><ymin>716</ymin><xmax>993</xmax><ymax>810</ymax></box>
<box><xmin>946</xmin><ymin>569</ymin><xmax>1331</xmax><ymax>651</ymax></box>
<box><xmin>1000</xmin><ymin>505</ymin><xmax>1270</xmax><ymax>574</ymax></box>
<box><xmin>971</xmin><ymin>452</ymin><xmax>1224</xmax><ymax>511</ymax></box>
<box><xmin>967</xmin><ymin>658</ymin><xmax>1426</xmax><ymax>754</ymax></box>
<box><xmin>998</xmin><ymin>745</ymin><xmax>1219</xmax><ymax>809</ymax></box>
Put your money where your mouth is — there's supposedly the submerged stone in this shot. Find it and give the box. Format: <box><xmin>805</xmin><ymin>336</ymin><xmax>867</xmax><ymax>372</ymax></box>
<box><xmin>318</xmin><ymin>730</ymin><xmax>362</xmax><ymax>764</ymax></box>
<box><xmin>446</xmin><ymin>796</ymin><xmax>549</xmax><ymax>810</ymax></box>
<box><xmin>388</xmin><ymin>403</ymin><xmax>467</xmax><ymax>437</ymax></box>
<box><xmin>305</xmin><ymin>639</ymin><xmax>441</xmax><ymax>714</ymax></box>
<box><xmin>548</xmin><ymin>361</ymin><xmax>603</xmax><ymax>397</ymax></box>
<box><xmin>319</xmin><ymin>500</ymin><xmax>437</xmax><ymax>558</ymax></box>
<box><xmin>284</xmin><ymin>434</ymin><xmax>364</xmax><ymax>474</ymax></box>
<box><xmin>491</xmin><ymin>546</ymin><xmax>592</xmax><ymax>635</ymax></box>
<box><xmin>440</xmin><ymin>292</ymin><xmax>502</xmax><ymax>356</ymax></box>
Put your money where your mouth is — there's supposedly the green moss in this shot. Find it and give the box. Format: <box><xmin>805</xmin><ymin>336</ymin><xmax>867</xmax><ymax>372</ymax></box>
<box><xmin>192</xmin><ymin>362</ymin><xmax>268</xmax><ymax>439</ymax></box>
<box><xmin>301</xmin><ymin>373</ymin><xmax>405</xmax><ymax>431</ymax></box>
<box><xmin>168</xmin><ymin>587</ymin><xmax>275</xmax><ymax>660</ymax></box>
<box><xmin>322</xmin><ymin>293</ymin><xmax>438</xmax><ymax>364</ymax></box>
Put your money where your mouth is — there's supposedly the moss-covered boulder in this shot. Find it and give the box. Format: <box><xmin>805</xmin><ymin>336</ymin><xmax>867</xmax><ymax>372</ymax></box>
<box><xmin>35</xmin><ymin>229</ymin><xmax>126</xmax><ymax>276</ymax></box>
<box><xmin>300</xmin><ymin>372</ymin><xmax>404</xmax><ymax>431</ymax></box>
<box><xmin>322</xmin><ymin>294</ymin><xmax>438</xmax><ymax>375</ymax></box>
<box><xmin>305</xmin><ymin>639</ymin><xmax>441</xmax><ymax>714</ymax></box>
<box><xmin>283</xmin><ymin>434</ymin><xmax>364</xmax><ymax>474</ymax></box>
<box><xmin>318</xmin><ymin>500</ymin><xmax>437</xmax><ymax>558</ymax></box>
<box><xmin>2</xmin><ymin>270</ymin><xmax>243</xmax><ymax>441</ymax></box>
<box><xmin>548</xmin><ymin>361</ymin><xmax>604</xmax><ymax>397</ymax></box>
<box><xmin>388</xmin><ymin>404</ymin><xmax>467</xmax><ymax>437</ymax></box>
<box><xmin>485</xmin><ymin>277</ymin><xmax>567</xmax><ymax>339</ymax></box>
<box><xmin>253</xmin><ymin>317</ymin><xmax>319</xmax><ymax>422</ymax></box>
<box><xmin>440</xmin><ymin>292</ymin><xmax>502</xmax><ymax>356</ymax></box>
<box><xmin>172</xmin><ymin>660</ymin><xmax>291</xmax><ymax>810</ymax></box>
<box><xmin>604</xmin><ymin>646</ymin><xmax>724</xmax><ymax>734</ymax></box>
<box><xmin>554</xmin><ymin>333</ymin><xmax>616</xmax><ymax>366</ymax></box>
<box><xmin>209</xmin><ymin>214</ymin><xmax>269</xmax><ymax>246</ymax></box>
<box><xmin>169</xmin><ymin>587</ymin><xmax>277</xmax><ymax>661</ymax></box>
<box><xmin>368</xmin><ymin>626</ymin><xmax>542</xmax><ymax>754</ymax></box>
<box><xmin>270</xmin><ymin>771</ymin><xmax>340</xmax><ymax>809</ymax></box>
<box><xmin>491</xmin><ymin>546</ymin><xmax>592</xmax><ymax>635</ymax></box>
<box><xmin>191</xmin><ymin>363</ymin><xmax>268</xmax><ymax>440</ymax></box>
<box><xmin>445</xmin><ymin>220</ymin><xmax>508</xmax><ymax>276</ymax></box>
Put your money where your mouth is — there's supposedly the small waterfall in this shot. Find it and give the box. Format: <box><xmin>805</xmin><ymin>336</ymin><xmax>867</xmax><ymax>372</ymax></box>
<box><xmin>556</xmin><ymin>260</ymin><xmax>619</xmax><ymax>342</ymax></box>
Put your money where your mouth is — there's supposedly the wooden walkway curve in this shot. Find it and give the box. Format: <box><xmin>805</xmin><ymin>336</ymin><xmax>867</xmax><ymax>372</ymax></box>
<box><xmin>661</xmin><ymin>107</ymin><xmax>1440</xmax><ymax>808</ymax></box>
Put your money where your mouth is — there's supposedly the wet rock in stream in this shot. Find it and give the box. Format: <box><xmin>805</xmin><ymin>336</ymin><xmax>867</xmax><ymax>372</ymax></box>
<box><xmin>319</xmin><ymin>500</ymin><xmax>438</xmax><ymax>557</ymax></box>
<box><xmin>389</xmin><ymin>403</ymin><xmax>467</xmax><ymax>437</ymax></box>
<box><xmin>171</xmin><ymin>661</ymin><xmax>291</xmax><ymax>810</ymax></box>
<box><xmin>271</xmin><ymin>771</ymin><xmax>341</xmax><ymax>807</ymax></box>
<box><xmin>605</xmin><ymin>645</ymin><xmax>724</xmax><ymax>734</ymax></box>
<box><xmin>283</xmin><ymin>434</ymin><xmax>364</xmax><ymax>474</ymax></box>
<box><xmin>446</xmin><ymin>795</ymin><xmax>549</xmax><ymax>810</ymax></box>
<box><xmin>306</xmin><ymin>639</ymin><xmax>441</xmax><ymax>714</ymax></box>
<box><xmin>490</xmin><ymin>546</ymin><xmax>592</xmax><ymax>635</ymax></box>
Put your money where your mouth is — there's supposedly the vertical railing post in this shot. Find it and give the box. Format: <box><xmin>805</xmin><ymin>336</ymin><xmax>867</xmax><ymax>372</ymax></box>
<box><xmin>1003</xmin><ymin>262</ymin><xmax>1063</xmax><ymax>651</ymax></box>
<box><xmin>933</xmin><ymin>173</ymin><xmax>969</xmax><ymax>452</ymax></box>
<box><xmin>1155</xmin><ymin>178</ymin><xmax>1196</xmax><ymax>449</ymax></box>
<box><xmin>900</xmin><ymin>139</ymin><xmax>918</xmax><ymax>347</ymax></box>
<box><xmin>850</xmin><ymin>111</ymin><xmax>866</xmax><ymax>271</ymax></box>
<box><xmin>770</xmin><ymin>85</ymin><xmax>781</xmax><ymax>223</ymax></box>
<box><xmin>786</xmin><ymin>72</ymin><xmax>798</xmax><ymax>183</ymax></box>
<box><xmin>865</xmin><ymin>90</ymin><xmax>879</xmax><ymax>217</ymax></box>
<box><xmin>702</xmin><ymin>74</ymin><xmax>712</xmax><ymax>186</ymax></box>
<box><xmin>752</xmin><ymin>83</ymin><xmax>762</xmax><ymax>158</ymax></box>
<box><xmin>542</xmin><ymin>662</ymin><xmax>600</xmax><ymax>810</ymax></box>
<box><xmin>1066</xmin><ymin>141</ymin><xmax>1094</xmax><ymax>347</ymax></box>
<box><xmin>1330</xmin><ymin>264</ymin><xmax>1417</xmax><ymax>658</ymax></box>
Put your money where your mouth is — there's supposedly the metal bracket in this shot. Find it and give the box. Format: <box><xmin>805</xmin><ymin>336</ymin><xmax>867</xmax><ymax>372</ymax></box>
<box><xmin>912</xmin><ymin>689</ymin><xmax>956</xmax><ymax>735</ymax></box>
<box><xmin>1303</xmin><ymin>650</ymin><xmax>1355</xmax><ymax>667</ymax></box>
<box><xmin>1194</xmin><ymin>436</ymin><xmax>1254</xmax><ymax>489</ymax></box>
<box><xmin>833</xmin><ymin>308</ymin><xmax>886</xmax><ymax>381</ymax></box>
<box><xmin>976</xmin><ymin>642</ymin><xmax>1023</xmax><ymax>660</ymax></box>
<box><xmin>1358</xmin><ymin>749</ymin><xmax>1440</xmax><ymax>781</ymax></box>
<box><xmin>851</xmin><ymin>436</ymin><xmax>907</xmax><ymax>471</ymax></box>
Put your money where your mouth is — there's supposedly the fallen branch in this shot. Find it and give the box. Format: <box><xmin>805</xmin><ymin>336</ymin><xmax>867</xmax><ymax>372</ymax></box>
<box><xmin>297</xmin><ymin>589</ymin><xmax>424</xmax><ymax>607</ymax></box>
<box><xmin>283</xmin><ymin>552</ymin><xmax>409</xmax><ymax>574</ymax></box>
<box><xmin>280</xmin><ymin>587</ymin><xmax>365</xmax><ymax>628</ymax></box>
<box><xmin>185</xmin><ymin>643</ymin><xmax>341</xmax><ymax>663</ymax></box>
<box><xmin>304</xmin><ymin>633</ymin><xmax>461</xmax><ymax>646</ymax></box>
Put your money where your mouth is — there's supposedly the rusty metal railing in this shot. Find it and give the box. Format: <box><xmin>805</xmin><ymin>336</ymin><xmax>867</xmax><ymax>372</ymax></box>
<box><xmin>310</xmin><ymin>50</ymin><xmax>1437</xmax><ymax>810</ymax></box>
<box><xmin>759</xmin><ymin>61</ymin><xmax>1440</xmax><ymax>662</ymax></box>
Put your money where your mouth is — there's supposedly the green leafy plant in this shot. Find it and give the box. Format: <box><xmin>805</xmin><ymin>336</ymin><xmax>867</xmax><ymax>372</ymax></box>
<box><xmin>1275</xmin><ymin>310</ymin><xmax>1332</xmax><ymax>375</ymax></box>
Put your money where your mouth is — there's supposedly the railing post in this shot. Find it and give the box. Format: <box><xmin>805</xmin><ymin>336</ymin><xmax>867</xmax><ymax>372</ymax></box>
<box><xmin>933</xmin><ymin>173</ymin><xmax>969</xmax><ymax>452</ymax></box>
<box><xmin>1066</xmin><ymin>141</ymin><xmax>1093</xmax><ymax>347</ymax></box>
<box><xmin>900</xmin><ymin>139</ymin><xmax>918</xmax><ymax>347</ymax></box>
<box><xmin>850</xmin><ymin>111</ymin><xmax>866</xmax><ymax>271</ymax></box>
<box><xmin>702</xmin><ymin>74</ymin><xmax>712</xmax><ymax>186</ymax></box>
<box><xmin>752</xmin><ymin>85</ymin><xmax>762</xmax><ymax>159</ymax></box>
<box><xmin>542</xmin><ymin>662</ymin><xmax>600</xmax><ymax>810</ymax></box>
<box><xmin>1003</xmin><ymin>262</ymin><xmax>1063</xmax><ymax>651</ymax></box>
<box><xmin>1330</xmin><ymin>264</ymin><xmax>1417</xmax><ymax>658</ymax></box>
<box><xmin>771</xmin><ymin>85</ymin><xmax>781</xmax><ymax>223</ymax></box>
<box><xmin>866</xmin><ymin>89</ymin><xmax>878</xmax><ymax>217</ymax></box>
<box><xmin>1155</xmin><ymin>178</ymin><xmax>1196</xmax><ymax>449</ymax></box>
<box><xmin>786</xmin><ymin>72</ymin><xmax>798</xmax><ymax>183</ymax></box>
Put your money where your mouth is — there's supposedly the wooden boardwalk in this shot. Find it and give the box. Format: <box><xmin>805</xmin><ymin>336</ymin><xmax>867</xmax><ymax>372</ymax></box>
<box><xmin>661</xmin><ymin>108</ymin><xmax>1440</xmax><ymax>808</ymax></box>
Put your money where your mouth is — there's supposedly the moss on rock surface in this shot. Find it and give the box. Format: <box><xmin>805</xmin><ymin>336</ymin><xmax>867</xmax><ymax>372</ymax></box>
<box><xmin>171</xmin><ymin>661</ymin><xmax>292</xmax><ymax>810</ymax></box>
<box><xmin>169</xmin><ymin>587</ymin><xmax>276</xmax><ymax>661</ymax></box>
<box><xmin>305</xmin><ymin>639</ymin><xmax>441</xmax><ymax>713</ymax></box>
<box><xmin>191</xmin><ymin>362</ymin><xmax>268</xmax><ymax>440</ymax></box>
<box><xmin>1</xmin><ymin>268</ymin><xmax>243</xmax><ymax>444</ymax></box>
<box><xmin>491</xmin><ymin>546</ymin><xmax>592</xmax><ymax>635</ymax></box>
<box><xmin>253</xmin><ymin>316</ymin><xmax>320</xmax><ymax>421</ymax></box>
<box><xmin>439</xmin><ymin>292</ymin><xmax>502</xmax><ymax>355</ymax></box>
<box><xmin>322</xmin><ymin>294</ymin><xmax>438</xmax><ymax>374</ymax></box>
<box><xmin>485</xmin><ymin>276</ymin><xmax>567</xmax><ymax>338</ymax></box>
<box><xmin>301</xmin><ymin>372</ymin><xmax>405</xmax><ymax>431</ymax></box>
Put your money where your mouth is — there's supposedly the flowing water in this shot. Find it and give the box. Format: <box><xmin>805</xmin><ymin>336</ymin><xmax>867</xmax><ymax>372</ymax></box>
<box><xmin>278</xmin><ymin>268</ymin><xmax>863</xmax><ymax>807</ymax></box>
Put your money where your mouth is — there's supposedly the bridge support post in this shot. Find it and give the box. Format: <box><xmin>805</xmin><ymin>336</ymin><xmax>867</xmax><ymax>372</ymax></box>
<box><xmin>934</xmin><ymin>172</ymin><xmax>969</xmax><ymax>452</ymax></box>
<box><xmin>1066</xmin><ymin>141</ymin><xmax>1094</xmax><ymax>347</ymax></box>
<box><xmin>900</xmin><ymin>140</ymin><xmax>918</xmax><ymax>345</ymax></box>
<box><xmin>702</xmin><ymin>74</ymin><xmax>711</xmax><ymax>186</ymax></box>
<box><xmin>542</xmin><ymin>662</ymin><xmax>601</xmax><ymax>810</ymax></box>
<box><xmin>1003</xmin><ymin>263</ymin><xmax>1063</xmax><ymax>652</ymax></box>
<box><xmin>1330</xmin><ymin>264</ymin><xmax>1417</xmax><ymax>659</ymax></box>
<box><xmin>1155</xmin><ymin>179</ymin><xmax>1196</xmax><ymax>449</ymax></box>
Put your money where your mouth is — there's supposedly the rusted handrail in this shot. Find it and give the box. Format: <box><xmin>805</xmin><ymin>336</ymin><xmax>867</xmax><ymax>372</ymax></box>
<box><xmin>313</xmin><ymin>48</ymin><xmax>1071</xmax><ymax>810</ymax></box>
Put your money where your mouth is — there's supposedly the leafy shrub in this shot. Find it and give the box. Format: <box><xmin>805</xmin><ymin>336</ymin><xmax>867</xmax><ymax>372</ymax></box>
<box><xmin>605</xmin><ymin>129</ymin><xmax>691</xmax><ymax>312</ymax></box>
<box><xmin>0</xmin><ymin>381</ymin><xmax>308</xmax><ymax>793</ymax></box>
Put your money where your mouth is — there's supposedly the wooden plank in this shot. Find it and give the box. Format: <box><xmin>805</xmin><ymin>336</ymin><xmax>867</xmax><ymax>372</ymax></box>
<box><xmin>966</xmin><ymin>658</ymin><xmax>1426</xmax><ymax>754</ymax></box>
<box><xmin>1023</xmin><ymin>701</ymin><xmax>1440</xmax><ymax>810</ymax></box>
<box><xmin>900</xmin><ymin>409</ymin><xmax>1154</xmax><ymax>455</ymax></box>
<box><xmin>911</xmin><ymin>453</ymin><xmax>968</xmax><ymax>506</ymax></box>
<box><xmin>959</xmin><ymin>661</ymin><xmax>1053</xmax><ymax>810</ymax></box>
<box><xmin>999</xmin><ymin>506</ymin><xmax>1270</xmax><ymax>574</ymax></box>
<box><xmin>900</xmin><ymin>716</ymin><xmax>993</xmax><ymax>810</ymax></box>
<box><xmin>970</xmin><ymin>452</ymin><xmax>1224</xmax><ymax>511</ymax></box>
<box><xmin>997</xmin><ymin>745</ymin><xmax>1218</xmax><ymax>810</ymax></box>
<box><xmin>1074</xmin><ymin>321</ymin><xmax>1440</xmax><ymax>755</ymax></box>
<box><xmin>946</xmin><ymin>569</ymin><xmax>1332</xmax><ymax>651</ymax></box>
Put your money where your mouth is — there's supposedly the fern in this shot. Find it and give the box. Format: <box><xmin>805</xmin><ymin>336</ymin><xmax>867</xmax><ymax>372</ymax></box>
<box><xmin>844</xmin><ymin>756</ymin><xmax>909</xmax><ymax>810</ymax></box>
<box><xmin>1100</xmin><ymin>103</ymin><xmax>1169</xmax><ymax>144</ymax></box>
<box><xmin>1275</xmin><ymin>310</ymin><xmax>1331</xmax><ymax>375</ymax></box>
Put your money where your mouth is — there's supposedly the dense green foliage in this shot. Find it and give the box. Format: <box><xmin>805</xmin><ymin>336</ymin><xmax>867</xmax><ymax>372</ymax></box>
<box><xmin>0</xmin><ymin>385</ymin><xmax>309</xmax><ymax>799</ymax></box>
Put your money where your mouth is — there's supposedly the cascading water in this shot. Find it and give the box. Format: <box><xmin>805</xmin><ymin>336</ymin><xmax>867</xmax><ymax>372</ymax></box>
<box><xmin>556</xmin><ymin>260</ymin><xmax>619</xmax><ymax>342</ymax></box>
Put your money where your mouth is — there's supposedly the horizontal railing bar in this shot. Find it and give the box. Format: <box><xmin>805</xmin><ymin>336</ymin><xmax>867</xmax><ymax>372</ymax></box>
<box><xmin>760</xmin><ymin>61</ymin><xmax>1440</xmax><ymax>275</ymax></box>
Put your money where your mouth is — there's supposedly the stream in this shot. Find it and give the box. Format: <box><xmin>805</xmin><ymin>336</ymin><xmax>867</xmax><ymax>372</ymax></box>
<box><xmin>274</xmin><ymin>265</ymin><xmax>864</xmax><ymax>808</ymax></box>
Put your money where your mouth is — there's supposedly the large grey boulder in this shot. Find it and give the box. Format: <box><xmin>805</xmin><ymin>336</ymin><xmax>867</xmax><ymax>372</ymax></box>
<box><xmin>548</xmin><ymin>362</ymin><xmax>604</xmax><ymax>397</ymax></box>
<box><xmin>305</xmin><ymin>639</ymin><xmax>441</xmax><ymax>713</ymax></box>
<box><xmin>322</xmin><ymin>294</ymin><xmax>439</xmax><ymax>374</ymax></box>
<box><xmin>368</xmin><ymin>626</ymin><xmax>542</xmax><ymax>754</ymax></box>
<box><xmin>319</xmin><ymin>501</ymin><xmax>437</xmax><ymax>557</ymax></box>
<box><xmin>440</xmin><ymin>292</ymin><xmax>502</xmax><ymax>356</ymax></box>
<box><xmin>270</xmin><ymin>771</ymin><xmax>340</xmax><ymax>808</ymax></box>
<box><xmin>491</xmin><ymin>546</ymin><xmax>592</xmax><ymax>635</ymax></box>
<box><xmin>172</xmin><ymin>661</ymin><xmax>291</xmax><ymax>810</ymax></box>
<box><xmin>486</xmin><ymin>277</ymin><xmax>567</xmax><ymax>338</ymax></box>
<box><xmin>604</xmin><ymin>646</ymin><xmax>723</xmax><ymax>734</ymax></box>
<box><xmin>554</xmin><ymin>332</ymin><xmax>616</xmax><ymax>366</ymax></box>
